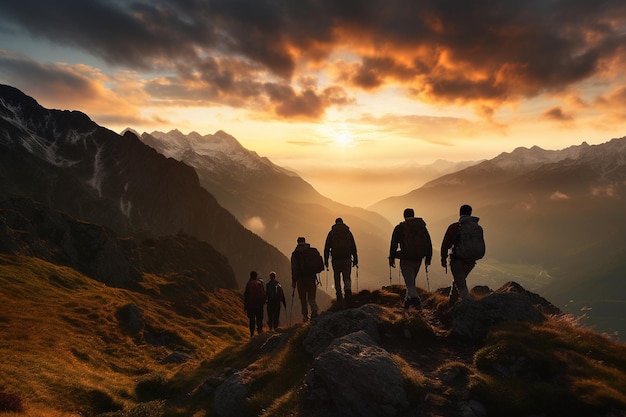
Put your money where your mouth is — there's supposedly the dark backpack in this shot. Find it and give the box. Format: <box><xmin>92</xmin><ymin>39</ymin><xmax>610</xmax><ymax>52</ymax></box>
<box><xmin>401</xmin><ymin>219</ymin><xmax>430</xmax><ymax>260</ymax></box>
<box><xmin>454</xmin><ymin>219</ymin><xmax>485</xmax><ymax>261</ymax></box>
<box><xmin>267</xmin><ymin>281</ymin><xmax>284</xmax><ymax>304</ymax></box>
<box><xmin>299</xmin><ymin>247</ymin><xmax>325</xmax><ymax>275</ymax></box>
<box><xmin>330</xmin><ymin>225</ymin><xmax>352</xmax><ymax>259</ymax></box>
<box><xmin>246</xmin><ymin>279</ymin><xmax>265</xmax><ymax>308</ymax></box>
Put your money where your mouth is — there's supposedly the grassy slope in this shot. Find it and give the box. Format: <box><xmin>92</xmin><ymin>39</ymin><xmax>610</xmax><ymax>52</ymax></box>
<box><xmin>1</xmin><ymin>255</ymin><xmax>626</xmax><ymax>417</ymax></box>
<box><xmin>0</xmin><ymin>254</ymin><xmax>248</xmax><ymax>416</ymax></box>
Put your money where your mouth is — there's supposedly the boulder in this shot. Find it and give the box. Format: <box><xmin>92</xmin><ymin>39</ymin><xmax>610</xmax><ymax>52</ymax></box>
<box><xmin>303</xmin><ymin>330</ymin><xmax>409</xmax><ymax>417</ymax></box>
<box><xmin>303</xmin><ymin>306</ymin><xmax>380</xmax><ymax>357</ymax></box>
<box><xmin>451</xmin><ymin>281</ymin><xmax>562</xmax><ymax>340</ymax></box>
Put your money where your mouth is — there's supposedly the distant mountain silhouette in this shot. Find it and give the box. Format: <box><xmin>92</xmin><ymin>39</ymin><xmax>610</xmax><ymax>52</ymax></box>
<box><xmin>0</xmin><ymin>84</ymin><xmax>289</xmax><ymax>289</ymax></box>
<box><xmin>136</xmin><ymin>129</ymin><xmax>394</xmax><ymax>291</ymax></box>
<box><xmin>370</xmin><ymin>138</ymin><xmax>626</xmax><ymax>338</ymax></box>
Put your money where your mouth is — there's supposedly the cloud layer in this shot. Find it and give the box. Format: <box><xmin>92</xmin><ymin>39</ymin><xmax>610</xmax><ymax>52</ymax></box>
<box><xmin>1</xmin><ymin>0</ymin><xmax>626</xmax><ymax>124</ymax></box>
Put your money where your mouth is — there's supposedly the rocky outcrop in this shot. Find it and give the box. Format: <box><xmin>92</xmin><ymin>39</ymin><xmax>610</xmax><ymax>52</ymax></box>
<box><xmin>0</xmin><ymin>198</ymin><xmax>142</xmax><ymax>287</ymax></box>
<box><xmin>451</xmin><ymin>281</ymin><xmax>562</xmax><ymax>340</ymax></box>
<box><xmin>0</xmin><ymin>197</ymin><xmax>238</xmax><ymax>290</ymax></box>
<box><xmin>210</xmin><ymin>282</ymin><xmax>566</xmax><ymax>417</ymax></box>
<box><xmin>303</xmin><ymin>330</ymin><xmax>409</xmax><ymax>417</ymax></box>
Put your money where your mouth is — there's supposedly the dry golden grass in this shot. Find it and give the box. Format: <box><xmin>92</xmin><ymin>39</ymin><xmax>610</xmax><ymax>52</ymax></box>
<box><xmin>0</xmin><ymin>254</ymin><xmax>248</xmax><ymax>416</ymax></box>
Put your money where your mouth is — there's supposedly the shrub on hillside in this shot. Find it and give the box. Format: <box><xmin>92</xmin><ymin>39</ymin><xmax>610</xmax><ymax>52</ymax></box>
<box><xmin>0</xmin><ymin>392</ymin><xmax>23</xmax><ymax>412</ymax></box>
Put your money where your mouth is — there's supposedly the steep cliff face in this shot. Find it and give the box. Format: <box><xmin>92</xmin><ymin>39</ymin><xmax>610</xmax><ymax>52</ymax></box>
<box><xmin>0</xmin><ymin>85</ymin><xmax>290</xmax><ymax>288</ymax></box>
<box><xmin>0</xmin><ymin>197</ymin><xmax>238</xmax><ymax>290</ymax></box>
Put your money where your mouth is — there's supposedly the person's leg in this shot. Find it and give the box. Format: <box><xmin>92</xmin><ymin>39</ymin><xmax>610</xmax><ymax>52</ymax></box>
<box><xmin>450</xmin><ymin>259</ymin><xmax>475</xmax><ymax>301</ymax></box>
<box><xmin>297</xmin><ymin>281</ymin><xmax>309</xmax><ymax>321</ymax></box>
<box><xmin>274</xmin><ymin>303</ymin><xmax>281</xmax><ymax>329</ymax></box>
<box><xmin>306</xmin><ymin>276</ymin><xmax>319</xmax><ymax>318</ymax></box>
<box><xmin>247</xmin><ymin>312</ymin><xmax>255</xmax><ymax>337</ymax></box>
<box><xmin>400</xmin><ymin>259</ymin><xmax>422</xmax><ymax>302</ymax></box>
<box><xmin>256</xmin><ymin>307</ymin><xmax>264</xmax><ymax>334</ymax></box>
<box><xmin>339</xmin><ymin>258</ymin><xmax>352</xmax><ymax>299</ymax></box>
<box><xmin>266</xmin><ymin>304</ymin><xmax>275</xmax><ymax>330</ymax></box>
<box><xmin>332</xmin><ymin>264</ymin><xmax>343</xmax><ymax>301</ymax></box>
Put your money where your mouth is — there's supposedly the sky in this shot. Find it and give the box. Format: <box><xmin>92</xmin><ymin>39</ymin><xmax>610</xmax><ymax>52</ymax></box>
<box><xmin>1</xmin><ymin>0</ymin><xmax>626</xmax><ymax>207</ymax></box>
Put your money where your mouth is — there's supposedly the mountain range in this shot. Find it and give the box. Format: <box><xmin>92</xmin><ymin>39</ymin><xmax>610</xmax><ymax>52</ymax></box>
<box><xmin>136</xmin><ymin>129</ymin><xmax>395</xmax><ymax>290</ymax></box>
<box><xmin>1</xmin><ymin>83</ymin><xmax>624</xmax><ymax>339</ymax></box>
<box><xmin>0</xmin><ymin>84</ymin><xmax>288</xmax><ymax>289</ymax></box>
<box><xmin>371</xmin><ymin>139</ymin><xmax>626</xmax><ymax>338</ymax></box>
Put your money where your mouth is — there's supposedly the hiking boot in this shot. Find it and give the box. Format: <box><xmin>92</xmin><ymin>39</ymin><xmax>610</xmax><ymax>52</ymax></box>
<box><xmin>344</xmin><ymin>290</ymin><xmax>352</xmax><ymax>303</ymax></box>
<box><xmin>404</xmin><ymin>297</ymin><xmax>421</xmax><ymax>309</ymax></box>
<box><xmin>311</xmin><ymin>310</ymin><xmax>319</xmax><ymax>319</ymax></box>
<box><xmin>302</xmin><ymin>315</ymin><xmax>309</xmax><ymax>323</ymax></box>
<box><xmin>336</xmin><ymin>293</ymin><xmax>344</xmax><ymax>303</ymax></box>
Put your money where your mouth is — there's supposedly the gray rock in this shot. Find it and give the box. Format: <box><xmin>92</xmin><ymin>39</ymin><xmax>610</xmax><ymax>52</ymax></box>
<box><xmin>451</xmin><ymin>281</ymin><xmax>561</xmax><ymax>340</ymax></box>
<box><xmin>304</xmin><ymin>330</ymin><xmax>409</xmax><ymax>417</ymax></box>
<box><xmin>303</xmin><ymin>307</ymin><xmax>380</xmax><ymax>357</ymax></box>
<box><xmin>212</xmin><ymin>369</ymin><xmax>252</xmax><ymax>417</ymax></box>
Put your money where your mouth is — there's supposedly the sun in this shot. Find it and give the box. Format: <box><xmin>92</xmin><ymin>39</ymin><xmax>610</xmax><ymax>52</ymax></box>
<box><xmin>334</xmin><ymin>131</ymin><xmax>355</xmax><ymax>147</ymax></box>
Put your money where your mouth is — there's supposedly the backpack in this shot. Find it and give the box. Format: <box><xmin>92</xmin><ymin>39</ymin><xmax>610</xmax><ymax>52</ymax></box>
<box><xmin>454</xmin><ymin>218</ymin><xmax>485</xmax><ymax>261</ymax></box>
<box><xmin>246</xmin><ymin>279</ymin><xmax>265</xmax><ymax>308</ymax></box>
<box><xmin>401</xmin><ymin>219</ymin><xmax>430</xmax><ymax>260</ymax></box>
<box><xmin>299</xmin><ymin>247</ymin><xmax>325</xmax><ymax>275</ymax></box>
<box><xmin>330</xmin><ymin>224</ymin><xmax>352</xmax><ymax>259</ymax></box>
<box><xmin>267</xmin><ymin>281</ymin><xmax>284</xmax><ymax>304</ymax></box>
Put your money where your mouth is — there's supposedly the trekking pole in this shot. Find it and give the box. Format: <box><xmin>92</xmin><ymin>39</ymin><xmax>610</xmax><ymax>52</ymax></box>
<box><xmin>389</xmin><ymin>264</ymin><xmax>392</xmax><ymax>286</ymax></box>
<box><xmin>425</xmin><ymin>264</ymin><xmax>430</xmax><ymax>292</ymax></box>
<box><xmin>356</xmin><ymin>265</ymin><xmax>359</xmax><ymax>292</ymax></box>
<box><xmin>325</xmin><ymin>268</ymin><xmax>328</xmax><ymax>291</ymax></box>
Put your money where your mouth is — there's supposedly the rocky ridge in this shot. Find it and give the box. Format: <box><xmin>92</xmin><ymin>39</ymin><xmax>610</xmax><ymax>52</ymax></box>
<box><xmin>203</xmin><ymin>283</ymin><xmax>625</xmax><ymax>417</ymax></box>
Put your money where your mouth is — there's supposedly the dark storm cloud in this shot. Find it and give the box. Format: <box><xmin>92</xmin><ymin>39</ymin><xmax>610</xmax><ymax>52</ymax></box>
<box><xmin>1</xmin><ymin>0</ymin><xmax>625</xmax><ymax>118</ymax></box>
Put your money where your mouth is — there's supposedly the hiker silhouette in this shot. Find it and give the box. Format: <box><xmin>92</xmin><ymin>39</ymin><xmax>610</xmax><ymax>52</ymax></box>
<box><xmin>291</xmin><ymin>237</ymin><xmax>321</xmax><ymax>322</ymax></box>
<box><xmin>389</xmin><ymin>208</ymin><xmax>432</xmax><ymax>309</ymax></box>
<box><xmin>441</xmin><ymin>204</ymin><xmax>485</xmax><ymax>306</ymax></box>
<box><xmin>323</xmin><ymin>217</ymin><xmax>358</xmax><ymax>303</ymax></box>
<box><xmin>243</xmin><ymin>270</ymin><xmax>265</xmax><ymax>337</ymax></box>
<box><xmin>266</xmin><ymin>271</ymin><xmax>286</xmax><ymax>330</ymax></box>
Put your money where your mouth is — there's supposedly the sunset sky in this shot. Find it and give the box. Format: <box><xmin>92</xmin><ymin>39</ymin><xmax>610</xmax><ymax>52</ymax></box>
<box><xmin>1</xmin><ymin>1</ymin><xmax>626</xmax><ymax>206</ymax></box>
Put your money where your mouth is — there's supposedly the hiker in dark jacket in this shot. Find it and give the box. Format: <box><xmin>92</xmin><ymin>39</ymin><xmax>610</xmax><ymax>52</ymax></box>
<box><xmin>265</xmin><ymin>271</ymin><xmax>286</xmax><ymax>330</ymax></box>
<box><xmin>441</xmin><ymin>204</ymin><xmax>482</xmax><ymax>305</ymax></box>
<box><xmin>291</xmin><ymin>237</ymin><xmax>319</xmax><ymax>322</ymax></box>
<box><xmin>243</xmin><ymin>270</ymin><xmax>265</xmax><ymax>337</ymax></box>
<box><xmin>323</xmin><ymin>217</ymin><xmax>358</xmax><ymax>303</ymax></box>
<box><xmin>389</xmin><ymin>208</ymin><xmax>432</xmax><ymax>309</ymax></box>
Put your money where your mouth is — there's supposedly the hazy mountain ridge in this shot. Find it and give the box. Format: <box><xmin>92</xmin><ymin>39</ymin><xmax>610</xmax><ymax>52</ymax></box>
<box><xmin>136</xmin><ymin>129</ymin><xmax>395</xmax><ymax>290</ymax></box>
<box><xmin>370</xmin><ymin>137</ymin><xmax>626</xmax><ymax>338</ymax></box>
<box><xmin>0</xmin><ymin>84</ymin><xmax>290</xmax><ymax>289</ymax></box>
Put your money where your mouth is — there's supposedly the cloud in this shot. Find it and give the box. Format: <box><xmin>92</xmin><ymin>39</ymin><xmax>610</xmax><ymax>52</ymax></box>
<box><xmin>1</xmin><ymin>0</ymin><xmax>625</xmax><ymax>118</ymax></box>
<box><xmin>550</xmin><ymin>191</ymin><xmax>570</xmax><ymax>200</ymax></box>
<box><xmin>0</xmin><ymin>50</ymin><xmax>158</xmax><ymax>127</ymax></box>
<box><xmin>245</xmin><ymin>216</ymin><xmax>266</xmax><ymax>234</ymax></box>
<box><xmin>543</xmin><ymin>106</ymin><xmax>574</xmax><ymax>122</ymax></box>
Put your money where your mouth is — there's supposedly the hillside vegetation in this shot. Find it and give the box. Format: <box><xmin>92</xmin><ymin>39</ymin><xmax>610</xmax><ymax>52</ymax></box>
<box><xmin>0</xmin><ymin>254</ymin><xmax>248</xmax><ymax>416</ymax></box>
<box><xmin>1</xmin><ymin>254</ymin><xmax>625</xmax><ymax>417</ymax></box>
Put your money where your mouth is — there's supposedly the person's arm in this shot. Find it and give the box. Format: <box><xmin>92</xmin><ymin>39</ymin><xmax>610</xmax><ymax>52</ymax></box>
<box><xmin>350</xmin><ymin>232</ymin><xmax>358</xmax><ymax>266</ymax></box>
<box><xmin>323</xmin><ymin>231</ymin><xmax>332</xmax><ymax>267</ymax></box>
<box><xmin>389</xmin><ymin>225</ymin><xmax>400</xmax><ymax>266</ymax></box>
<box><xmin>440</xmin><ymin>223</ymin><xmax>458</xmax><ymax>267</ymax></box>
<box><xmin>424</xmin><ymin>226</ymin><xmax>433</xmax><ymax>265</ymax></box>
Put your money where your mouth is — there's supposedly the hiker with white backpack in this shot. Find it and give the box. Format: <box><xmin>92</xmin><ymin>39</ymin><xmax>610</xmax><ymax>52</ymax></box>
<box><xmin>440</xmin><ymin>204</ymin><xmax>486</xmax><ymax>306</ymax></box>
